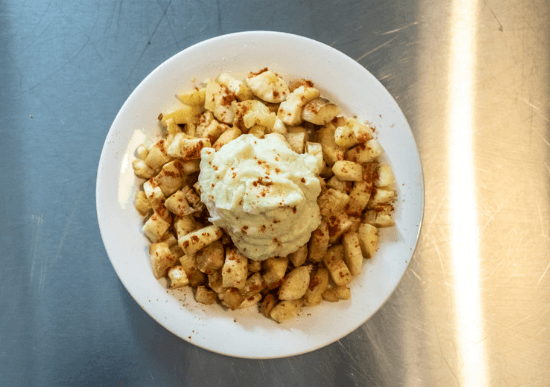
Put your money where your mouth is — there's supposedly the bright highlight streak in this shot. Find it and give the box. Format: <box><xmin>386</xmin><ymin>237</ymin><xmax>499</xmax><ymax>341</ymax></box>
<box><xmin>447</xmin><ymin>0</ymin><xmax>488</xmax><ymax>386</ymax></box>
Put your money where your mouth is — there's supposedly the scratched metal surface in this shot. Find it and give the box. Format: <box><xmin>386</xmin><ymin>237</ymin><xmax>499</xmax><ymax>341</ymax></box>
<box><xmin>1</xmin><ymin>0</ymin><xmax>549</xmax><ymax>386</ymax></box>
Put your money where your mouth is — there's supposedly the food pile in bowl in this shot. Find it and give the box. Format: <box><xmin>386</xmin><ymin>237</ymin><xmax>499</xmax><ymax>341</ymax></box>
<box><xmin>131</xmin><ymin>68</ymin><xmax>397</xmax><ymax>323</ymax></box>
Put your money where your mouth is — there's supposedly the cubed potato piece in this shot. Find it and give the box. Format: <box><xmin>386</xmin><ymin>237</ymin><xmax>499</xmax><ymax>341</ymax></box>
<box><xmin>357</xmin><ymin>223</ymin><xmax>380</xmax><ymax>258</ymax></box>
<box><xmin>208</xmin><ymin>271</ymin><xmax>226</xmax><ymax>294</ymax></box>
<box><xmin>195</xmin><ymin>240</ymin><xmax>225</xmax><ymax>274</ymax></box>
<box><xmin>143</xmin><ymin>212</ymin><xmax>171</xmax><ymax>243</ymax></box>
<box><xmin>159</xmin><ymin>231</ymin><xmax>178</xmax><ymax>248</ymax></box>
<box><xmin>233</xmin><ymin>100</ymin><xmax>276</xmax><ymax>131</ymax></box>
<box><xmin>195</xmin><ymin>286</ymin><xmax>217</xmax><ymax>305</ymax></box>
<box><xmin>136</xmin><ymin>144</ymin><xmax>148</xmax><ymax>160</ymax></box>
<box><xmin>332</xmin><ymin>160</ymin><xmax>362</xmax><ymax>182</ymax></box>
<box><xmin>322</xmin><ymin>245</ymin><xmax>352</xmax><ymax>286</ymax></box>
<box><xmin>135</xmin><ymin>191</ymin><xmax>152</xmax><ymax>215</ymax></box>
<box><xmin>176</xmin><ymin>87</ymin><xmax>206</xmax><ymax>106</ymax></box>
<box><xmin>332</xmin><ymin>285</ymin><xmax>351</xmax><ymax>300</ymax></box>
<box><xmin>262</xmin><ymin>256</ymin><xmax>289</xmax><ymax>289</ymax></box>
<box><xmin>149</xmin><ymin>242</ymin><xmax>177</xmax><ymax>279</ymax></box>
<box><xmin>248</xmin><ymin>125</ymin><xmax>265</xmax><ymax>138</ymax></box>
<box><xmin>260</xmin><ymin>294</ymin><xmax>278</xmax><ymax>318</ymax></box>
<box><xmin>322</xmin><ymin>287</ymin><xmax>340</xmax><ymax>302</ymax></box>
<box><xmin>248</xmin><ymin>259</ymin><xmax>262</xmax><ymax>273</ymax></box>
<box><xmin>334</xmin><ymin>118</ymin><xmax>373</xmax><ymax>149</ymax></box>
<box><xmin>288</xmin><ymin>244</ymin><xmax>308</xmax><ymax>267</ymax></box>
<box><xmin>270</xmin><ymin>299</ymin><xmax>302</xmax><ymax>323</ymax></box>
<box><xmin>283</xmin><ymin>131</ymin><xmax>306</xmax><ymax>153</ymax></box>
<box><xmin>152</xmin><ymin>160</ymin><xmax>185</xmax><ymax>197</ymax></box>
<box><xmin>167</xmin><ymin>134</ymin><xmax>211</xmax><ymax>160</ymax></box>
<box><xmin>345</xmin><ymin>139</ymin><xmax>384</xmax><ymax>163</ymax></box>
<box><xmin>132</xmin><ymin>159</ymin><xmax>156</xmax><ymax>179</ymax></box>
<box><xmin>278</xmin><ymin>266</ymin><xmax>310</xmax><ymax>300</ymax></box>
<box><xmin>143</xmin><ymin>180</ymin><xmax>165</xmax><ymax>210</ymax></box>
<box><xmin>318</xmin><ymin>125</ymin><xmax>344</xmax><ymax>165</ymax></box>
<box><xmin>217</xmin><ymin>73</ymin><xmax>254</xmax><ymax>101</ymax></box>
<box><xmin>174</xmin><ymin>215</ymin><xmax>199</xmax><ymax>242</ymax></box>
<box><xmin>288</xmin><ymin>78</ymin><xmax>314</xmax><ymax>93</ymax></box>
<box><xmin>239</xmin><ymin>293</ymin><xmax>263</xmax><ymax>309</ymax></box>
<box><xmin>197</xmin><ymin>119</ymin><xmax>228</xmax><ymax>144</ymax></box>
<box><xmin>317</xmin><ymin>188</ymin><xmax>350</xmax><ymax>217</ymax></box>
<box><xmin>245</xmin><ymin>69</ymin><xmax>289</xmax><ymax>103</ymax></box>
<box><xmin>204</xmin><ymin>81</ymin><xmax>236</xmax><ymax>124</ymax></box>
<box><xmin>346</xmin><ymin>181</ymin><xmax>372</xmax><ymax>217</ymax></box>
<box><xmin>160</xmin><ymin>104</ymin><xmax>202</xmax><ymax>126</ymax></box>
<box><xmin>221</xmin><ymin>248</ymin><xmax>248</xmax><ymax>289</ymax></box>
<box><xmin>362</xmin><ymin>205</ymin><xmax>396</xmax><ymax>228</ymax></box>
<box><xmin>168</xmin><ymin>266</ymin><xmax>189</xmax><ymax>288</ymax></box>
<box><xmin>213</xmin><ymin>128</ymin><xmax>242</xmax><ymax>151</ymax></box>
<box><xmin>302</xmin><ymin>98</ymin><xmax>341</xmax><ymax>125</ymax></box>
<box><xmin>277</xmin><ymin>86</ymin><xmax>320</xmax><ymax>125</ymax></box>
<box><xmin>303</xmin><ymin>267</ymin><xmax>330</xmax><ymax>306</ymax></box>
<box><xmin>165</xmin><ymin>190</ymin><xmax>192</xmax><ymax>217</ymax></box>
<box><xmin>326</xmin><ymin>176</ymin><xmax>346</xmax><ymax>192</ymax></box>
<box><xmin>223</xmin><ymin>288</ymin><xmax>244</xmax><ymax>310</ymax></box>
<box><xmin>271</xmin><ymin>117</ymin><xmax>287</xmax><ymax>134</ymax></box>
<box><xmin>367</xmin><ymin>189</ymin><xmax>396</xmax><ymax>209</ymax></box>
<box><xmin>375</xmin><ymin>164</ymin><xmax>396</xmax><ymax>188</ymax></box>
<box><xmin>181</xmin><ymin>159</ymin><xmax>200</xmax><ymax>175</ymax></box>
<box><xmin>327</xmin><ymin>212</ymin><xmax>357</xmax><ymax>243</ymax></box>
<box><xmin>178</xmin><ymin>254</ymin><xmax>195</xmax><ymax>277</ymax></box>
<box><xmin>145</xmin><ymin>139</ymin><xmax>172</xmax><ymax>169</ymax></box>
<box><xmin>305</xmin><ymin>141</ymin><xmax>323</xmax><ymax>174</ymax></box>
<box><xmin>179</xmin><ymin>225</ymin><xmax>223</xmax><ymax>255</ymax></box>
<box><xmin>308</xmin><ymin>219</ymin><xmax>329</xmax><ymax>263</ymax></box>
<box><xmin>242</xmin><ymin>272</ymin><xmax>267</xmax><ymax>297</ymax></box>
<box><xmin>342</xmin><ymin>231</ymin><xmax>363</xmax><ymax>275</ymax></box>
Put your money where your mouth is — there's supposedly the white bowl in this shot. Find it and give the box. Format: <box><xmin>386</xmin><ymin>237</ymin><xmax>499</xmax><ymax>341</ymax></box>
<box><xmin>96</xmin><ymin>31</ymin><xmax>424</xmax><ymax>358</ymax></box>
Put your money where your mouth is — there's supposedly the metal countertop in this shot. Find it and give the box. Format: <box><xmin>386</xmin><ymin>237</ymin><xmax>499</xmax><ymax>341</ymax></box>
<box><xmin>1</xmin><ymin>0</ymin><xmax>548</xmax><ymax>385</ymax></box>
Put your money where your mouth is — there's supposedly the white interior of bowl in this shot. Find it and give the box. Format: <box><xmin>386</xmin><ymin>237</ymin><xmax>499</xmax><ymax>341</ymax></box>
<box><xmin>96</xmin><ymin>31</ymin><xmax>424</xmax><ymax>358</ymax></box>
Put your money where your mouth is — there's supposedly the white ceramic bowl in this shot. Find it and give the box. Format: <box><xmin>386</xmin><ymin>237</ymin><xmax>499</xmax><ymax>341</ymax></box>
<box><xmin>96</xmin><ymin>31</ymin><xmax>424</xmax><ymax>358</ymax></box>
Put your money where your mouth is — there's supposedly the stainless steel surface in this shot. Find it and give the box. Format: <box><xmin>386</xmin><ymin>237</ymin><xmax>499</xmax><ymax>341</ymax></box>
<box><xmin>1</xmin><ymin>0</ymin><xmax>548</xmax><ymax>385</ymax></box>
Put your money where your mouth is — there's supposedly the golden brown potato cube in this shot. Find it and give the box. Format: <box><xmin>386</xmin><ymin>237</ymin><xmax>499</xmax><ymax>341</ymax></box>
<box><xmin>205</xmin><ymin>81</ymin><xmax>236</xmax><ymax>124</ymax></box>
<box><xmin>332</xmin><ymin>160</ymin><xmax>362</xmax><ymax>182</ymax></box>
<box><xmin>165</xmin><ymin>190</ymin><xmax>191</xmax><ymax>217</ymax></box>
<box><xmin>362</xmin><ymin>205</ymin><xmax>395</xmax><ymax>228</ymax></box>
<box><xmin>152</xmin><ymin>160</ymin><xmax>185</xmax><ymax>197</ymax></box>
<box><xmin>248</xmin><ymin>124</ymin><xmax>265</xmax><ymax>138</ymax></box>
<box><xmin>302</xmin><ymin>98</ymin><xmax>341</xmax><ymax>125</ymax></box>
<box><xmin>217</xmin><ymin>73</ymin><xmax>254</xmax><ymax>101</ymax></box>
<box><xmin>168</xmin><ymin>266</ymin><xmax>189</xmax><ymax>288</ymax></box>
<box><xmin>283</xmin><ymin>131</ymin><xmax>306</xmax><ymax>153</ymax></box>
<box><xmin>195</xmin><ymin>240</ymin><xmax>225</xmax><ymax>274</ymax></box>
<box><xmin>178</xmin><ymin>254</ymin><xmax>195</xmax><ymax>276</ymax></box>
<box><xmin>262</xmin><ymin>256</ymin><xmax>289</xmax><ymax>289</ymax></box>
<box><xmin>270</xmin><ymin>299</ymin><xmax>302</xmax><ymax>323</ymax></box>
<box><xmin>176</xmin><ymin>87</ymin><xmax>206</xmax><ymax>106</ymax></box>
<box><xmin>145</xmin><ymin>139</ymin><xmax>172</xmax><ymax>169</ymax></box>
<box><xmin>357</xmin><ymin>223</ymin><xmax>380</xmax><ymax>258</ymax></box>
<box><xmin>142</xmin><ymin>180</ymin><xmax>165</xmax><ymax>210</ymax></box>
<box><xmin>342</xmin><ymin>231</ymin><xmax>364</xmax><ymax>276</ymax></box>
<box><xmin>233</xmin><ymin>100</ymin><xmax>276</xmax><ymax>131</ymax></box>
<box><xmin>181</xmin><ymin>159</ymin><xmax>201</xmax><ymax>175</ymax></box>
<box><xmin>334</xmin><ymin>118</ymin><xmax>373</xmax><ymax>149</ymax></box>
<box><xmin>303</xmin><ymin>267</ymin><xmax>330</xmax><ymax>306</ymax></box>
<box><xmin>208</xmin><ymin>271</ymin><xmax>226</xmax><ymax>294</ymax></box>
<box><xmin>288</xmin><ymin>244</ymin><xmax>308</xmax><ymax>267</ymax></box>
<box><xmin>367</xmin><ymin>189</ymin><xmax>396</xmax><ymax>209</ymax></box>
<box><xmin>195</xmin><ymin>286</ymin><xmax>217</xmax><ymax>305</ymax></box>
<box><xmin>242</xmin><ymin>272</ymin><xmax>267</xmax><ymax>297</ymax></box>
<box><xmin>375</xmin><ymin>164</ymin><xmax>395</xmax><ymax>188</ymax></box>
<box><xmin>223</xmin><ymin>288</ymin><xmax>244</xmax><ymax>310</ymax></box>
<box><xmin>160</xmin><ymin>104</ymin><xmax>202</xmax><ymax>126</ymax></box>
<box><xmin>149</xmin><ymin>242</ymin><xmax>177</xmax><ymax>279</ymax></box>
<box><xmin>132</xmin><ymin>159</ymin><xmax>156</xmax><ymax>179</ymax></box>
<box><xmin>221</xmin><ymin>248</ymin><xmax>248</xmax><ymax>289</ymax></box>
<box><xmin>260</xmin><ymin>294</ymin><xmax>278</xmax><ymax>318</ymax></box>
<box><xmin>278</xmin><ymin>266</ymin><xmax>310</xmax><ymax>300</ymax></box>
<box><xmin>213</xmin><ymin>128</ymin><xmax>242</xmax><ymax>151</ymax></box>
<box><xmin>346</xmin><ymin>181</ymin><xmax>371</xmax><ymax>217</ymax></box>
<box><xmin>345</xmin><ymin>139</ymin><xmax>384</xmax><ymax>163</ymax></box>
<box><xmin>197</xmin><ymin>120</ymin><xmax>228</xmax><ymax>144</ymax></box>
<box><xmin>143</xmin><ymin>212</ymin><xmax>171</xmax><ymax>243</ymax></box>
<box><xmin>174</xmin><ymin>215</ymin><xmax>199</xmax><ymax>242</ymax></box>
<box><xmin>327</xmin><ymin>212</ymin><xmax>357</xmax><ymax>244</ymax></box>
<box><xmin>308</xmin><ymin>220</ymin><xmax>329</xmax><ymax>263</ymax></box>
<box><xmin>318</xmin><ymin>124</ymin><xmax>344</xmax><ymax>165</ymax></box>
<box><xmin>134</xmin><ymin>191</ymin><xmax>152</xmax><ymax>216</ymax></box>
<box><xmin>179</xmin><ymin>225</ymin><xmax>223</xmax><ymax>255</ymax></box>
<box><xmin>239</xmin><ymin>293</ymin><xmax>263</xmax><ymax>309</ymax></box>
<box><xmin>321</xmin><ymin>287</ymin><xmax>340</xmax><ymax>302</ymax></box>
<box><xmin>248</xmin><ymin>259</ymin><xmax>262</xmax><ymax>273</ymax></box>
<box><xmin>245</xmin><ymin>69</ymin><xmax>289</xmax><ymax>103</ymax></box>
<box><xmin>317</xmin><ymin>188</ymin><xmax>350</xmax><ymax>217</ymax></box>
<box><xmin>326</xmin><ymin>176</ymin><xmax>347</xmax><ymax>192</ymax></box>
<box><xmin>167</xmin><ymin>135</ymin><xmax>211</xmax><ymax>160</ymax></box>
<box><xmin>288</xmin><ymin>78</ymin><xmax>314</xmax><ymax>92</ymax></box>
<box><xmin>332</xmin><ymin>286</ymin><xmax>351</xmax><ymax>300</ymax></box>
<box><xmin>322</xmin><ymin>245</ymin><xmax>352</xmax><ymax>286</ymax></box>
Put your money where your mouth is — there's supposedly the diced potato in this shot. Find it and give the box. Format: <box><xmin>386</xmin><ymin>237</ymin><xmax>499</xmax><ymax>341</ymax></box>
<box><xmin>151</xmin><ymin>160</ymin><xmax>185</xmax><ymax>197</ymax></box>
<box><xmin>322</xmin><ymin>245</ymin><xmax>352</xmax><ymax>286</ymax></box>
<box><xmin>288</xmin><ymin>78</ymin><xmax>314</xmax><ymax>93</ymax></box>
<box><xmin>213</xmin><ymin>128</ymin><xmax>242</xmax><ymax>151</ymax></box>
<box><xmin>326</xmin><ymin>176</ymin><xmax>346</xmax><ymax>192</ymax></box>
<box><xmin>197</xmin><ymin>119</ymin><xmax>228</xmax><ymax>144</ymax></box>
<box><xmin>342</xmin><ymin>231</ymin><xmax>363</xmax><ymax>275</ymax></box>
<box><xmin>283</xmin><ymin>132</ymin><xmax>306</xmax><ymax>153</ymax></box>
<box><xmin>333</xmin><ymin>285</ymin><xmax>352</xmax><ymax>300</ymax></box>
<box><xmin>362</xmin><ymin>205</ymin><xmax>396</xmax><ymax>227</ymax></box>
<box><xmin>288</xmin><ymin>244</ymin><xmax>308</xmax><ymax>267</ymax></box>
<box><xmin>160</xmin><ymin>104</ymin><xmax>202</xmax><ymax>126</ymax></box>
<box><xmin>332</xmin><ymin>160</ymin><xmax>362</xmax><ymax>182</ymax></box>
<box><xmin>143</xmin><ymin>212</ymin><xmax>171</xmax><ymax>243</ymax></box>
<box><xmin>239</xmin><ymin>293</ymin><xmax>263</xmax><ymax>309</ymax></box>
<box><xmin>318</xmin><ymin>125</ymin><xmax>344</xmax><ymax>165</ymax></box>
<box><xmin>260</xmin><ymin>294</ymin><xmax>277</xmax><ymax>318</ymax></box>
<box><xmin>132</xmin><ymin>159</ymin><xmax>156</xmax><ymax>179</ymax></box>
<box><xmin>164</xmin><ymin>190</ymin><xmax>191</xmax><ymax>217</ymax></box>
<box><xmin>262</xmin><ymin>256</ymin><xmax>289</xmax><ymax>289</ymax></box>
<box><xmin>271</xmin><ymin>117</ymin><xmax>287</xmax><ymax>134</ymax></box>
<box><xmin>357</xmin><ymin>223</ymin><xmax>379</xmax><ymax>258</ymax></box>
<box><xmin>185</xmin><ymin>122</ymin><xmax>196</xmax><ymax>137</ymax></box>
<box><xmin>248</xmin><ymin>259</ymin><xmax>262</xmax><ymax>273</ymax></box>
<box><xmin>136</xmin><ymin>144</ymin><xmax>148</xmax><ymax>160</ymax></box>
<box><xmin>322</xmin><ymin>287</ymin><xmax>340</xmax><ymax>302</ymax></box>
<box><xmin>345</xmin><ymin>139</ymin><xmax>384</xmax><ymax>163</ymax></box>
<box><xmin>302</xmin><ymin>98</ymin><xmax>341</xmax><ymax>125</ymax></box>
<box><xmin>177</xmin><ymin>87</ymin><xmax>206</xmax><ymax>106</ymax></box>
<box><xmin>149</xmin><ymin>242</ymin><xmax>177</xmax><ymax>279</ymax></box>
<box><xmin>334</xmin><ymin>118</ymin><xmax>373</xmax><ymax>149</ymax></box>
<box><xmin>178</xmin><ymin>254</ymin><xmax>195</xmax><ymax>277</ymax></box>
<box><xmin>317</xmin><ymin>188</ymin><xmax>350</xmax><ymax>217</ymax></box>
<box><xmin>143</xmin><ymin>180</ymin><xmax>165</xmax><ymax>210</ymax></box>
<box><xmin>346</xmin><ymin>181</ymin><xmax>371</xmax><ymax>217</ymax></box>
<box><xmin>221</xmin><ymin>248</ymin><xmax>248</xmax><ymax>289</ymax></box>
<box><xmin>223</xmin><ymin>288</ymin><xmax>244</xmax><ymax>310</ymax></box>
<box><xmin>174</xmin><ymin>215</ymin><xmax>198</xmax><ymax>241</ymax></box>
<box><xmin>303</xmin><ymin>267</ymin><xmax>330</xmax><ymax>306</ymax></box>
<box><xmin>168</xmin><ymin>265</ymin><xmax>189</xmax><ymax>288</ymax></box>
<box><xmin>367</xmin><ymin>189</ymin><xmax>396</xmax><ymax>209</ymax></box>
<box><xmin>217</xmin><ymin>73</ymin><xmax>254</xmax><ymax>101</ymax></box>
<box><xmin>181</xmin><ymin>159</ymin><xmax>201</xmax><ymax>174</ymax></box>
<box><xmin>204</xmin><ymin>81</ymin><xmax>236</xmax><ymax>124</ymax></box>
<box><xmin>270</xmin><ymin>299</ymin><xmax>302</xmax><ymax>323</ymax></box>
<box><xmin>179</xmin><ymin>225</ymin><xmax>223</xmax><ymax>255</ymax></box>
<box><xmin>277</xmin><ymin>86</ymin><xmax>320</xmax><ymax>125</ymax></box>
<box><xmin>242</xmin><ymin>272</ymin><xmax>267</xmax><ymax>297</ymax></box>
<box><xmin>305</xmin><ymin>141</ymin><xmax>323</xmax><ymax>174</ymax></box>
<box><xmin>278</xmin><ymin>266</ymin><xmax>310</xmax><ymax>300</ymax></box>
<box><xmin>135</xmin><ymin>191</ymin><xmax>152</xmax><ymax>215</ymax></box>
<box><xmin>195</xmin><ymin>286</ymin><xmax>217</xmax><ymax>305</ymax></box>
<box><xmin>248</xmin><ymin>124</ymin><xmax>265</xmax><ymax>138</ymax></box>
<box><xmin>233</xmin><ymin>100</ymin><xmax>276</xmax><ymax>132</ymax></box>
<box><xmin>245</xmin><ymin>69</ymin><xmax>290</xmax><ymax>103</ymax></box>
<box><xmin>327</xmin><ymin>212</ymin><xmax>357</xmax><ymax>243</ymax></box>
<box><xmin>308</xmin><ymin>219</ymin><xmax>329</xmax><ymax>263</ymax></box>
<box><xmin>375</xmin><ymin>164</ymin><xmax>395</xmax><ymax>188</ymax></box>
<box><xmin>195</xmin><ymin>240</ymin><xmax>224</xmax><ymax>274</ymax></box>
<box><xmin>145</xmin><ymin>139</ymin><xmax>172</xmax><ymax>170</ymax></box>
<box><xmin>167</xmin><ymin>134</ymin><xmax>211</xmax><ymax>160</ymax></box>
<box><xmin>208</xmin><ymin>271</ymin><xmax>226</xmax><ymax>294</ymax></box>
